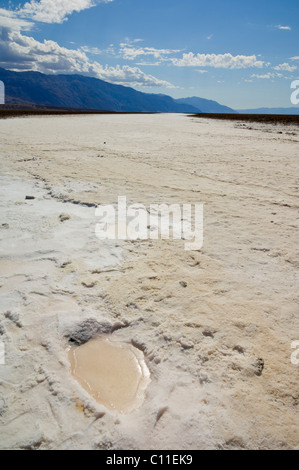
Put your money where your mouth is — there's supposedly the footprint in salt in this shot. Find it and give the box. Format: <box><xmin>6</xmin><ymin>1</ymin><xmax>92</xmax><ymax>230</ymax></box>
<box><xmin>68</xmin><ymin>337</ymin><xmax>151</xmax><ymax>414</ymax></box>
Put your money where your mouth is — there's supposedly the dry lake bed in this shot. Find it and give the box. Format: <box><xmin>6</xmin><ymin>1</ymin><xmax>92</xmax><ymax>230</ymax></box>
<box><xmin>0</xmin><ymin>113</ymin><xmax>298</xmax><ymax>449</ymax></box>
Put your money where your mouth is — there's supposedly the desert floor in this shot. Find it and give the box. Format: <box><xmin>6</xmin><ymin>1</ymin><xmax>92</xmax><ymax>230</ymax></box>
<box><xmin>0</xmin><ymin>113</ymin><xmax>298</xmax><ymax>450</ymax></box>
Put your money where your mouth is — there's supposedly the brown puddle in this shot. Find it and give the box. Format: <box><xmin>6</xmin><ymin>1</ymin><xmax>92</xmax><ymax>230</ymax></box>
<box><xmin>68</xmin><ymin>337</ymin><xmax>150</xmax><ymax>414</ymax></box>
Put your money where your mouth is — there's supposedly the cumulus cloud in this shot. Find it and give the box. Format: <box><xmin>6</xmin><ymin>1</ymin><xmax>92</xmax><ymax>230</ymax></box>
<box><xmin>172</xmin><ymin>52</ymin><xmax>264</xmax><ymax>69</ymax></box>
<box><xmin>80</xmin><ymin>45</ymin><xmax>103</xmax><ymax>55</ymax></box>
<box><xmin>92</xmin><ymin>64</ymin><xmax>175</xmax><ymax>88</ymax></box>
<box><xmin>251</xmin><ymin>73</ymin><xmax>275</xmax><ymax>79</ymax></box>
<box><xmin>250</xmin><ymin>72</ymin><xmax>289</xmax><ymax>80</ymax></box>
<box><xmin>135</xmin><ymin>62</ymin><xmax>162</xmax><ymax>66</ymax></box>
<box><xmin>0</xmin><ymin>8</ymin><xmax>33</xmax><ymax>31</ymax></box>
<box><xmin>276</xmin><ymin>25</ymin><xmax>291</xmax><ymax>31</ymax></box>
<box><xmin>0</xmin><ymin>27</ymin><xmax>174</xmax><ymax>88</ymax></box>
<box><xmin>18</xmin><ymin>0</ymin><xmax>113</xmax><ymax>24</ymax></box>
<box><xmin>119</xmin><ymin>42</ymin><xmax>182</xmax><ymax>62</ymax></box>
<box><xmin>0</xmin><ymin>29</ymin><xmax>90</xmax><ymax>72</ymax></box>
<box><xmin>0</xmin><ymin>6</ymin><xmax>175</xmax><ymax>88</ymax></box>
<box><xmin>273</xmin><ymin>62</ymin><xmax>297</xmax><ymax>72</ymax></box>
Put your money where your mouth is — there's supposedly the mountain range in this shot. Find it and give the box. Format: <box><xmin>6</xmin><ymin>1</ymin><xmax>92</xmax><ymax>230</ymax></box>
<box><xmin>176</xmin><ymin>96</ymin><xmax>238</xmax><ymax>114</ymax></box>
<box><xmin>1</xmin><ymin>68</ymin><xmax>297</xmax><ymax>115</ymax></box>
<box><xmin>0</xmin><ymin>67</ymin><xmax>236</xmax><ymax>114</ymax></box>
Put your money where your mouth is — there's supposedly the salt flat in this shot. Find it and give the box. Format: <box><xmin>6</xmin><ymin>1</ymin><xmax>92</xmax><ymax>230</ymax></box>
<box><xmin>0</xmin><ymin>113</ymin><xmax>298</xmax><ymax>449</ymax></box>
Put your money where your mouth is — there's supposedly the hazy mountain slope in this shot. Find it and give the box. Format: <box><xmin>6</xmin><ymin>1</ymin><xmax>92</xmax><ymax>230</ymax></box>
<box><xmin>0</xmin><ymin>68</ymin><xmax>239</xmax><ymax>114</ymax></box>
<box><xmin>175</xmin><ymin>96</ymin><xmax>237</xmax><ymax>114</ymax></box>
<box><xmin>0</xmin><ymin>68</ymin><xmax>200</xmax><ymax>113</ymax></box>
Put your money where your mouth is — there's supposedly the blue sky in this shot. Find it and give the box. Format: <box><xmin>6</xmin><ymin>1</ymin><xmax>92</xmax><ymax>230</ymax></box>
<box><xmin>0</xmin><ymin>0</ymin><xmax>298</xmax><ymax>108</ymax></box>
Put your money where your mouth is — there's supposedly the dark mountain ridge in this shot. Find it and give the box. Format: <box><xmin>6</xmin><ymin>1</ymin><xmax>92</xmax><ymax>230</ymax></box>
<box><xmin>0</xmin><ymin>67</ymin><xmax>236</xmax><ymax>114</ymax></box>
<box><xmin>0</xmin><ymin>68</ymin><xmax>199</xmax><ymax>113</ymax></box>
<box><xmin>176</xmin><ymin>96</ymin><xmax>236</xmax><ymax>114</ymax></box>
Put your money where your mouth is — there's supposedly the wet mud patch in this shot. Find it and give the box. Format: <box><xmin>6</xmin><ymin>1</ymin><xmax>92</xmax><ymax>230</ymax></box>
<box><xmin>68</xmin><ymin>336</ymin><xmax>150</xmax><ymax>414</ymax></box>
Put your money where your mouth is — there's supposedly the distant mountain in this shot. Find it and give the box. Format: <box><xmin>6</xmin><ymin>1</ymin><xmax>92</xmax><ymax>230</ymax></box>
<box><xmin>0</xmin><ymin>67</ymin><xmax>200</xmax><ymax>113</ymax></box>
<box><xmin>0</xmin><ymin>67</ymin><xmax>237</xmax><ymax>114</ymax></box>
<box><xmin>175</xmin><ymin>96</ymin><xmax>237</xmax><ymax>114</ymax></box>
<box><xmin>237</xmin><ymin>107</ymin><xmax>299</xmax><ymax>115</ymax></box>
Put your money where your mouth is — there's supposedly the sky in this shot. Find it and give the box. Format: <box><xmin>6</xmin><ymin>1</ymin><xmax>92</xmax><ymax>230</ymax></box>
<box><xmin>0</xmin><ymin>0</ymin><xmax>298</xmax><ymax>109</ymax></box>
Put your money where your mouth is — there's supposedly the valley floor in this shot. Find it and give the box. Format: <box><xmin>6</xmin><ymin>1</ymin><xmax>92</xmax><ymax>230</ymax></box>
<box><xmin>0</xmin><ymin>114</ymin><xmax>298</xmax><ymax>449</ymax></box>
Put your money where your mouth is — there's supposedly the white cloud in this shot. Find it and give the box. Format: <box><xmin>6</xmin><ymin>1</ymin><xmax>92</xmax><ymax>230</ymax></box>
<box><xmin>195</xmin><ymin>70</ymin><xmax>208</xmax><ymax>74</ymax></box>
<box><xmin>18</xmin><ymin>0</ymin><xmax>113</xmax><ymax>24</ymax></box>
<box><xmin>0</xmin><ymin>6</ymin><xmax>175</xmax><ymax>89</ymax></box>
<box><xmin>172</xmin><ymin>52</ymin><xmax>264</xmax><ymax>69</ymax></box>
<box><xmin>276</xmin><ymin>25</ymin><xmax>291</xmax><ymax>30</ymax></box>
<box><xmin>0</xmin><ymin>8</ymin><xmax>34</xmax><ymax>31</ymax></box>
<box><xmin>124</xmin><ymin>38</ymin><xmax>144</xmax><ymax>44</ymax></box>
<box><xmin>135</xmin><ymin>62</ymin><xmax>162</xmax><ymax>66</ymax></box>
<box><xmin>92</xmin><ymin>64</ymin><xmax>175</xmax><ymax>88</ymax></box>
<box><xmin>80</xmin><ymin>45</ymin><xmax>103</xmax><ymax>55</ymax></box>
<box><xmin>250</xmin><ymin>72</ymin><xmax>288</xmax><ymax>80</ymax></box>
<box><xmin>119</xmin><ymin>42</ymin><xmax>182</xmax><ymax>62</ymax></box>
<box><xmin>290</xmin><ymin>56</ymin><xmax>299</xmax><ymax>61</ymax></box>
<box><xmin>251</xmin><ymin>73</ymin><xmax>274</xmax><ymax>79</ymax></box>
<box><xmin>0</xmin><ymin>28</ymin><xmax>174</xmax><ymax>88</ymax></box>
<box><xmin>273</xmin><ymin>62</ymin><xmax>297</xmax><ymax>72</ymax></box>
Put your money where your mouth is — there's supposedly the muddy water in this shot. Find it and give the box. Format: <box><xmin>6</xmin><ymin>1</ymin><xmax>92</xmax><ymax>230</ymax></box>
<box><xmin>69</xmin><ymin>337</ymin><xmax>150</xmax><ymax>414</ymax></box>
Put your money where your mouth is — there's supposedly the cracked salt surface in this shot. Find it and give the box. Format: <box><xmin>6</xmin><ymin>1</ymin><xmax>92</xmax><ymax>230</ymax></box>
<box><xmin>0</xmin><ymin>114</ymin><xmax>298</xmax><ymax>450</ymax></box>
<box><xmin>0</xmin><ymin>175</ymin><xmax>123</xmax><ymax>268</ymax></box>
